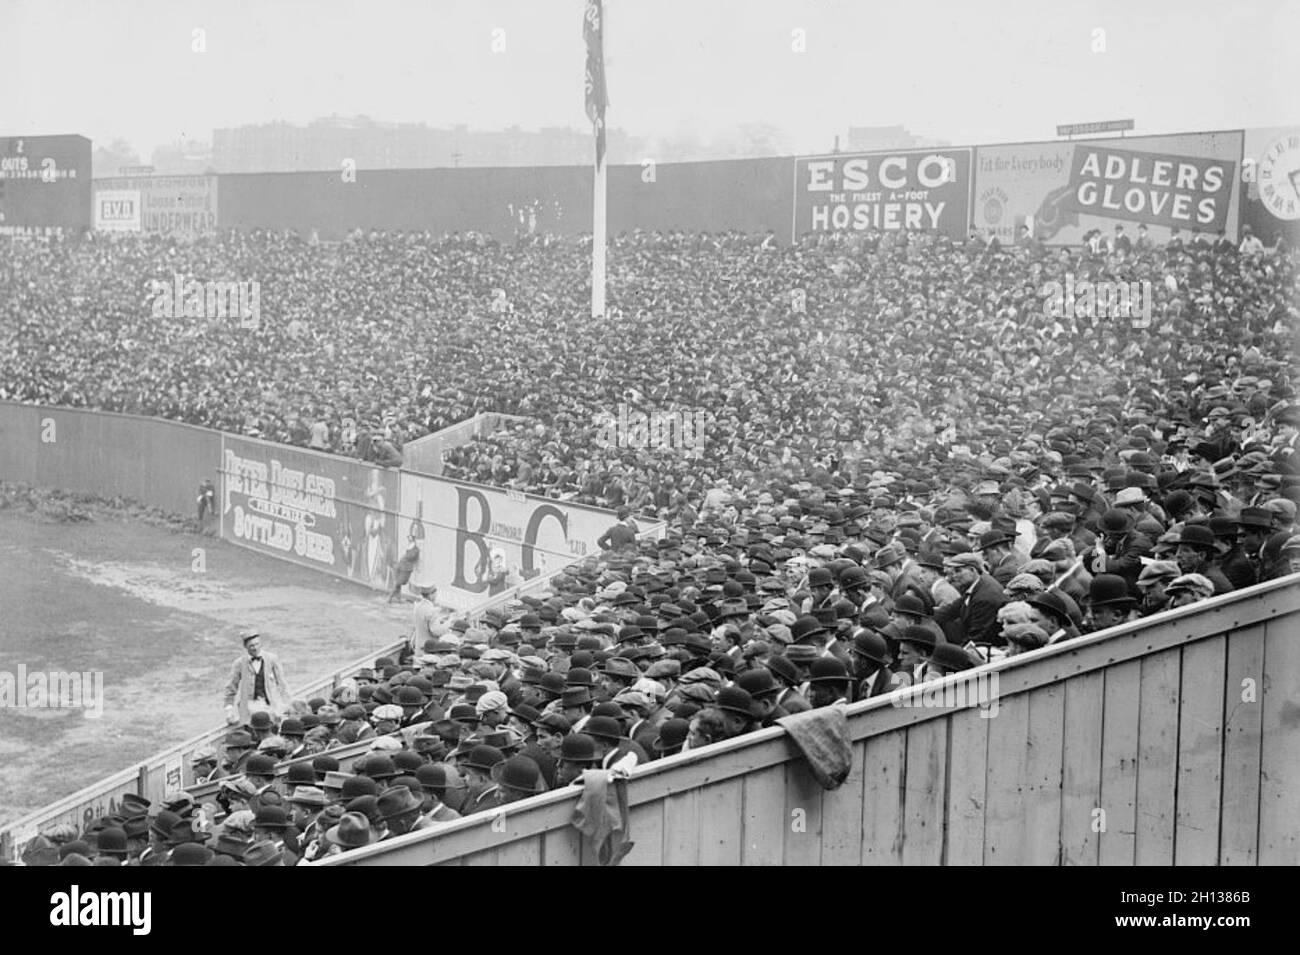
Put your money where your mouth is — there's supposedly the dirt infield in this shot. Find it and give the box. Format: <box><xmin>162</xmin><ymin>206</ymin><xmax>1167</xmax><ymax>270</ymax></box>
<box><xmin>0</xmin><ymin>506</ymin><xmax>412</xmax><ymax>826</ymax></box>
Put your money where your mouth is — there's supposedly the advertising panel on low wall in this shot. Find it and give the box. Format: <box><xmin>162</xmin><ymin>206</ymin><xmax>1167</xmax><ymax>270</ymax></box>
<box><xmin>397</xmin><ymin>473</ymin><xmax>618</xmax><ymax>611</ymax></box>
<box><xmin>219</xmin><ymin>435</ymin><xmax>400</xmax><ymax>592</ymax></box>
<box><xmin>971</xmin><ymin>130</ymin><xmax>1243</xmax><ymax>245</ymax></box>
<box><xmin>0</xmin><ymin>777</ymin><xmax>143</xmax><ymax>861</ymax></box>
<box><xmin>1241</xmin><ymin>126</ymin><xmax>1300</xmax><ymax>246</ymax></box>
<box><xmin>791</xmin><ymin>147</ymin><xmax>973</xmax><ymax>240</ymax></box>
<box><xmin>94</xmin><ymin>175</ymin><xmax>219</xmax><ymax>236</ymax></box>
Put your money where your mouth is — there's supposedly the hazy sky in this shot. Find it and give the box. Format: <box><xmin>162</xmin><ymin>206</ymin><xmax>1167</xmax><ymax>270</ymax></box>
<box><xmin>4</xmin><ymin>0</ymin><xmax>1297</xmax><ymax>157</ymax></box>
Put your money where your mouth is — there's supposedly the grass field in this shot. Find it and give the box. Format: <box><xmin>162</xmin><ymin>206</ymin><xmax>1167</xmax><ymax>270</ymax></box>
<box><xmin>0</xmin><ymin>507</ymin><xmax>411</xmax><ymax>825</ymax></box>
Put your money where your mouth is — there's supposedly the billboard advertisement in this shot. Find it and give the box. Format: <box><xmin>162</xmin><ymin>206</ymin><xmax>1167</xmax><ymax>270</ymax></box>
<box><xmin>792</xmin><ymin>147</ymin><xmax>972</xmax><ymax>240</ymax></box>
<box><xmin>398</xmin><ymin>474</ymin><xmax>619</xmax><ymax>611</ymax></box>
<box><xmin>94</xmin><ymin>174</ymin><xmax>218</xmax><ymax>236</ymax></box>
<box><xmin>0</xmin><ymin>134</ymin><xmax>92</xmax><ymax>235</ymax></box>
<box><xmin>93</xmin><ymin>189</ymin><xmax>142</xmax><ymax>232</ymax></box>
<box><xmin>971</xmin><ymin>131</ymin><xmax>1243</xmax><ymax>245</ymax></box>
<box><xmin>1241</xmin><ymin>126</ymin><xmax>1300</xmax><ymax>246</ymax></box>
<box><xmin>219</xmin><ymin>436</ymin><xmax>399</xmax><ymax>592</ymax></box>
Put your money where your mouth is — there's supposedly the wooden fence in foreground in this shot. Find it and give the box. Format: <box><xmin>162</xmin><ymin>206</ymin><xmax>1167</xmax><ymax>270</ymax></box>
<box><xmin>321</xmin><ymin>575</ymin><xmax>1300</xmax><ymax>866</ymax></box>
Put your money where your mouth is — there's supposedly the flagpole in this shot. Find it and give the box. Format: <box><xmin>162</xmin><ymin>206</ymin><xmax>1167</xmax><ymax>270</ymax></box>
<box><xmin>585</xmin><ymin>0</ymin><xmax>607</xmax><ymax>319</ymax></box>
<box><xmin>589</xmin><ymin>0</ymin><xmax>607</xmax><ymax>320</ymax></box>
<box><xmin>592</xmin><ymin>149</ymin><xmax>606</xmax><ymax>318</ymax></box>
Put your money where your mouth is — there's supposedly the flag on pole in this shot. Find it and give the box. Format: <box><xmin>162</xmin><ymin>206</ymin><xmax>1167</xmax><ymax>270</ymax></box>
<box><xmin>583</xmin><ymin>0</ymin><xmax>607</xmax><ymax>166</ymax></box>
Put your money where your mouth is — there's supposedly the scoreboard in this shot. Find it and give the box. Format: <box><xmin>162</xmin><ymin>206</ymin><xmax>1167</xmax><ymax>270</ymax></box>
<box><xmin>0</xmin><ymin>134</ymin><xmax>92</xmax><ymax>235</ymax></box>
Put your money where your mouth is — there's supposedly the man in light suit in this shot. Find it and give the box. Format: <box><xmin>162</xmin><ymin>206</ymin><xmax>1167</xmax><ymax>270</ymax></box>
<box><xmin>223</xmin><ymin>630</ymin><xmax>292</xmax><ymax>726</ymax></box>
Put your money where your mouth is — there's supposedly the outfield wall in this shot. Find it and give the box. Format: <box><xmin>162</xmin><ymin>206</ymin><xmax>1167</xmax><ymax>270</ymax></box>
<box><xmin>322</xmin><ymin>575</ymin><xmax>1300</xmax><ymax>867</ymax></box>
<box><xmin>0</xmin><ymin>403</ymin><xmax>647</xmax><ymax>609</ymax></box>
<box><xmin>213</xmin><ymin>157</ymin><xmax>794</xmax><ymax>241</ymax></box>
<box><xmin>87</xmin><ymin>125</ymin><xmax>1291</xmax><ymax>244</ymax></box>
<box><xmin>0</xmin><ymin>402</ymin><xmax>220</xmax><ymax>518</ymax></box>
<box><xmin>215</xmin><ymin>431</ymin><xmax>646</xmax><ymax>610</ymax></box>
<box><xmin>217</xmin><ymin>433</ymin><xmax>402</xmax><ymax>594</ymax></box>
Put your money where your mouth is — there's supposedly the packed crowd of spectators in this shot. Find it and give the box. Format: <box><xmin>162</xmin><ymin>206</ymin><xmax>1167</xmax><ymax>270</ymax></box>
<box><xmin>16</xmin><ymin>458</ymin><xmax>1300</xmax><ymax>866</ymax></box>
<box><xmin>4</xmin><ymin>221</ymin><xmax>1299</xmax><ymax>864</ymax></box>
<box><xmin>4</xmin><ymin>225</ymin><xmax>1292</xmax><ymax>489</ymax></box>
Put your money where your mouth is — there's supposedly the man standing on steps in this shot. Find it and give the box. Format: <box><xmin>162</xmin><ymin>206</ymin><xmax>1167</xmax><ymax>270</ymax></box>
<box><xmin>224</xmin><ymin>629</ymin><xmax>292</xmax><ymax>726</ymax></box>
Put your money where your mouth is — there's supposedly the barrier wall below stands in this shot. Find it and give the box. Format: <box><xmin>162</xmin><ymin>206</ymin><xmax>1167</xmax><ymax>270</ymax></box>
<box><xmin>217</xmin><ymin>429</ymin><xmax>651</xmax><ymax>608</ymax></box>
<box><xmin>322</xmin><ymin>575</ymin><xmax>1300</xmax><ymax>867</ymax></box>
<box><xmin>0</xmin><ymin>402</ymin><xmax>647</xmax><ymax>608</ymax></box>
<box><xmin>394</xmin><ymin>470</ymin><xmax>645</xmax><ymax>611</ymax></box>
<box><xmin>218</xmin><ymin>433</ymin><xmax>401</xmax><ymax>593</ymax></box>
<box><xmin>402</xmin><ymin>412</ymin><xmax>532</xmax><ymax>477</ymax></box>
<box><xmin>0</xmin><ymin>402</ymin><xmax>220</xmax><ymax>518</ymax></box>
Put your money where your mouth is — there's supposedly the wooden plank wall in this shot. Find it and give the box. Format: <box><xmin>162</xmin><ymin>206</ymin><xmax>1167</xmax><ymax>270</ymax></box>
<box><xmin>324</xmin><ymin>579</ymin><xmax>1300</xmax><ymax>867</ymax></box>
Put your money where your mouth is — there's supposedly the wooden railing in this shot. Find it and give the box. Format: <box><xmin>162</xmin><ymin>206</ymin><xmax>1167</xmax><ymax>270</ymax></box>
<box><xmin>0</xmin><ymin>638</ymin><xmax>406</xmax><ymax>859</ymax></box>
<box><xmin>317</xmin><ymin>574</ymin><xmax>1300</xmax><ymax>866</ymax></box>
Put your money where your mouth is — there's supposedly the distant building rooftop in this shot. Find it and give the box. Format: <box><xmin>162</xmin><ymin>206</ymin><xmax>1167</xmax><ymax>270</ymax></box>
<box><xmin>845</xmin><ymin>125</ymin><xmax>950</xmax><ymax>152</ymax></box>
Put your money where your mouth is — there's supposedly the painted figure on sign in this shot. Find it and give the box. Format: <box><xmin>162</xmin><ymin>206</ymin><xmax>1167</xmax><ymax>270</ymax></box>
<box><xmin>363</xmin><ymin>468</ymin><xmax>391</xmax><ymax>590</ymax></box>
